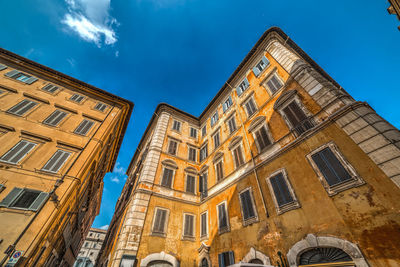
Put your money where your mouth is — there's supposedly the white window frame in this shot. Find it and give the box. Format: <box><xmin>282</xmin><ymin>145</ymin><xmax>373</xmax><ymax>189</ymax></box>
<box><xmin>222</xmin><ymin>95</ymin><xmax>233</xmax><ymax>113</ymax></box>
<box><xmin>187</xmin><ymin>145</ymin><xmax>197</xmax><ymax>162</ymax></box>
<box><xmin>41</xmin><ymin>149</ymin><xmax>71</xmax><ymax>173</ymax></box>
<box><xmin>189</xmin><ymin>127</ymin><xmax>198</xmax><ymax>138</ymax></box>
<box><xmin>0</xmin><ymin>188</ymin><xmax>49</xmax><ymax>211</ymax></box>
<box><xmin>238</xmin><ymin>187</ymin><xmax>259</xmax><ymax>226</ymax></box>
<box><xmin>266</xmin><ymin>168</ymin><xmax>300</xmax><ymax>215</ymax></box>
<box><xmin>216</xmin><ymin>201</ymin><xmax>230</xmax><ymax>234</ymax></box>
<box><xmin>182</xmin><ymin>212</ymin><xmax>196</xmax><ymax>240</ymax></box>
<box><xmin>263</xmin><ymin>72</ymin><xmax>284</xmax><ymax>96</ymax></box>
<box><xmin>250</xmin><ymin>123</ymin><xmax>273</xmax><ymax>153</ymax></box>
<box><xmin>306</xmin><ymin>142</ymin><xmax>364</xmax><ymax>196</ymax></box>
<box><xmin>167</xmin><ymin>138</ymin><xmax>179</xmax><ymax>156</ymax></box>
<box><xmin>210</xmin><ymin>111</ymin><xmax>219</xmax><ymax>127</ymax></box>
<box><xmin>69</xmin><ymin>93</ymin><xmax>85</xmax><ymax>103</ymax></box>
<box><xmin>0</xmin><ymin>140</ymin><xmax>37</xmax><ymax>165</ymax></box>
<box><xmin>212</xmin><ymin>130</ymin><xmax>221</xmax><ymax>149</ymax></box>
<box><xmin>253</xmin><ymin>55</ymin><xmax>270</xmax><ymax>77</ymax></box>
<box><xmin>184</xmin><ymin>173</ymin><xmax>196</xmax><ymax>195</ymax></box>
<box><xmin>201</xmin><ymin>124</ymin><xmax>207</xmax><ymax>138</ymax></box>
<box><xmin>42</xmin><ymin>83</ymin><xmax>59</xmax><ymax>94</ymax></box>
<box><xmin>200</xmin><ymin>210</ymin><xmax>208</xmax><ymax>240</ymax></box>
<box><xmin>171</xmin><ymin>119</ymin><xmax>182</xmax><ymax>132</ymax></box>
<box><xmin>226</xmin><ymin>114</ymin><xmax>237</xmax><ymax>135</ymax></box>
<box><xmin>230</xmin><ymin>142</ymin><xmax>245</xmax><ymax>169</ymax></box>
<box><xmin>200</xmin><ymin>143</ymin><xmax>208</xmax><ymax>162</ymax></box>
<box><xmin>237</xmin><ymin>77</ymin><xmax>250</xmax><ymax>96</ymax></box>
<box><xmin>151</xmin><ymin>207</ymin><xmax>170</xmax><ymax>237</ymax></box>
<box><xmin>242</xmin><ymin>95</ymin><xmax>258</xmax><ymax>118</ymax></box>
<box><xmin>160</xmin><ymin>165</ymin><xmax>176</xmax><ymax>189</ymax></box>
<box><xmin>214</xmin><ymin>157</ymin><xmax>224</xmax><ymax>182</ymax></box>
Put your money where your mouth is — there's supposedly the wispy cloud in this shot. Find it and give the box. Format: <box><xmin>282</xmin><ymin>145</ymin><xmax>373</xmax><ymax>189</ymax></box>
<box><xmin>99</xmin><ymin>224</ymin><xmax>109</xmax><ymax>230</ymax></box>
<box><xmin>110</xmin><ymin>176</ymin><xmax>120</xmax><ymax>183</ymax></box>
<box><xmin>113</xmin><ymin>162</ymin><xmax>125</xmax><ymax>175</ymax></box>
<box><xmin>62</xmin><ymin>0</ymin><xmax>118</xmax><ymax>47</ymax></box>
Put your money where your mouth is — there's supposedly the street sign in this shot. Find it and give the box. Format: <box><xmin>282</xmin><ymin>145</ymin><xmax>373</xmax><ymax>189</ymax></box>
<box><xmin>5</xmin><ymin>250</ymin><xmax>24</xmax><ymax>266</ymax></box>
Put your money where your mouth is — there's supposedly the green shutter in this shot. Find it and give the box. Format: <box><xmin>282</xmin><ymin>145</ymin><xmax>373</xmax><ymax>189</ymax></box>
<box><xmin>29</xmin><ymin>192</ymin><xmax>49</xmax><ymax>211</ymax></box>
<box><xmin>5</xmin><ymin>70</ymin><xmax>20</xmax><ymax>78</ymax></box>
<box><xmin>0</xmin><ymin>64</ymin><xmax>7</xmax><ymax>71</ymax></box>
<box><xmin>25</xmin><ymin>77</ymin><xmax>38</xmax><ymax>84</ymax></box>
<box><xmin>0</xmin><ymin>187</ymin><xmax>23</xmax><ymax>207</ymax></box>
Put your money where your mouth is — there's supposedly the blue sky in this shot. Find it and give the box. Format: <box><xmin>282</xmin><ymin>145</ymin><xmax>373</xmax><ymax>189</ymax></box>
<box><xmin>1</xmin><ymin>0</ymin><xmax>399</xmax><ymax>229</ymax></box>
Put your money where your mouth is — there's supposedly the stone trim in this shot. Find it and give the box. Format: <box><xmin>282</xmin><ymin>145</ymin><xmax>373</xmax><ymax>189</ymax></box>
<box><xmin>198</xmin><ymin>243</ymin><xmax>212</xmax><ymax>267</ymax></box>
<box><xmin>286</xmin><ymin>234</ymin><xmax>369</xmax><ymax>267</ymax></box>
<box><xmin>140</xmin><ymin>251</ymin><xmax>179</xmax><ymax>267</ymax></box>
<box><xmin>242</xmin><ymin>247</ymin><xmax>271</xmax><ymax>265</ymax></box>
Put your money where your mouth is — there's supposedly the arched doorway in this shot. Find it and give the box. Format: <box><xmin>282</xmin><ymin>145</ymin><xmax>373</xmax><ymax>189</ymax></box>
<box><xmin>249</xmin><ymin>259</ymin><xmax>264</xmax><ymax>264</ymax></box>
<box><xmin>299</xmin><ymin>247</ymin><xmax>352</xmax><ymax>265</ymax></box>
<box><xmin>148</xmin><ymin>261</ymin><xmax>173</xmax><ymax>267</ymax></box>
<box><xmin>200</xmin><ymin>258</ymin><xmax>209</xmax><ymax>267</ymax></box>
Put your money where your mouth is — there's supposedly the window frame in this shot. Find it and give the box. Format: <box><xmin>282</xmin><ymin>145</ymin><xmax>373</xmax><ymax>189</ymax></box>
<box><xmin>212</xmin><ymin>129</ymin><xmax>221</xmax><ymax>149</ymax></box>
<box><xmin>182</xmin><ymin>212</ymin><xmax>196</xmax><ymax>240</ymax></box>
<box><xmin>42</xmin><ymin>109</ymin><xmax>68</xmax><ymax>127</ymax></box>
<box><xmin>0</xmin><ymin>139</ymin><xmax>37</xmax><ymax>165</ymax></box>
<box><xmin>216</xmin><ymin>201</ymin><xmax>230</xmax><ymax>234</ymax></box>
<box><xmin>266</xmin><ymin>169</ymin><xmax>300</xmax><ymax>215</ymax></box>
<box><xmin>41</xmin><ymin>149</ymin><xmax>72</xmax><ymax>173</ymax></box>
<box><xmin>199</xmin><ymin>170</ymin><xmax>208</xmax><ymax>198</ymax></box>
<box><xmin>185</xmin><ymin>173</ymin><xmax>196</xmax><ymax>194</ymax></box>
<box><xmin>200</xmin><ymin>143</ymin><xmax>208</xmax><ymax>162</ymax></box>
<box><xmin>200</xmin><ymin>211</ymin><xmax>208</xmax><ymax>240</ymax></box>
<box><xmin>94</xmin><ymin>102</ymin><xmax>107</xmax><ymax>112</ymax></box>
<box><xmin>41</xmin><ymin>83</ymin><xmax>60</xmax><ymax>94</ymax></box>
<box><xmin>214</xmin><ymin>157</ymin><xmax>224</xmax><ymax>182</ymax></box>
<box><xmin>238</xmin><ymin>187</ymin><xmax>259</xmax><ymax>226</ymax></box>
<box><xmin>226</xmin><ymin>114</ymin><xmax>237</xmax><ymax>135</ymax></box>
<box><xmin>306</xmin><ymin>142</ymin><xmax>364</xmax><ymax>196</ymax></box>
<box><xmin>151</xmin><ymin>207</ymin><xmax>170</xmax><ymax>237</ymax></box>
<box><xmin>210</xmin><ymin>111</ymin><xmax>219</xmax><ymax>127</ymax></box>
<box><xmin>69</xmin><ymin>93</ymin><xmax>85</xmax><ymax>103</ymax></box>
<box><xmin>252</xmin><ymin>55</ymin><xmax>270</xmax><ymax>77</ymax></box>
<box><xmin>263</xmin><ymin>72</ymin><xmax>284</xmax><ymax>96</ymax></box>
<box><xmin>250</xmin><ymin>123</ymin><xmax>273</xmax><ymax>153</ymax></box>
<box><xmin>0</xmin><ymin>187</ymin><xmax>49</xmax><ymax>211</ymax></box>
<box><xmin>242</xmin><ymin>95</ymin><xmax>258</xmax><ymax>118</ymax></box>
<box><xmin>160</xmin><ymin>166</ymin><xmax>176</xmax><ymax>189</ymax></box>
<box><xmin>230</xmin><ymin>142</ymin><xmax>245</xmax><ymax>169</ymax></box>
<box><xmin>167</xmin><ymin>139</ymin><xmax>179</xmax><ymax>156</ymax></box>
<box><xmin>171</xmin><ymin>119</ymin><xmax>182</xmax><ymax>132</ymax></box>
<box><xmin>237</xmin><ymin>77</ymin><xmax>250</xmax><ymax>96</ymax></box>
<box><xmin>6</xmin><ymin>99</ymin><xmax>39</xmax><ymax>117</ymax></box>
<box><xmin>201</xmin><ymin>124</ymin><xmax>207</xmax><ymax>138</ymax></box>
<box><xmin>222</xmin><ymin>95</ymin><xmax>233</xmax><ymax>113</ymax></box>
<box><xmin>74</xmin><ymin>119</ymin><xmax>95</xmax><ymax>136</ymax></box>
<box><xmin>189</xmin><ymin>127</ymin><xmax>198</xmax><ymax>138</ymax></box>
<box><xmin>187</xmin><ymin>145</ymin><xmax>197</xmax><ymax>162</ymax></box>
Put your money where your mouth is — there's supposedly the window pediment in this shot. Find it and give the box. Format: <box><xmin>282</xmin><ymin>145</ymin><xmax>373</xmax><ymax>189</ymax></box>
<box><xmin>228</xmin><ymin>136</ymin><xmax>243</xmax><ymax>149</ymax></box>
<box><xmin>273</xmin><ymin>89</ymin><xmax>297</xmax><ymax>110</ymax></box>
<box><xmin>161</xmin><ymin>159</ymin><xmax>178</xmax><ymax>169</ymax></box>
<box><xmin>248</xmin><ymin>116</ymin><xmax>266</xmax><ymax>132</ymax></box>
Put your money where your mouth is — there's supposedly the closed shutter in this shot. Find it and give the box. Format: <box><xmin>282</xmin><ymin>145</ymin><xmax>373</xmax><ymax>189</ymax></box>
<box><xmin>173</xmin><ymin>121</ymin><xmax>181</xmax><ymax>131</ymax></box>
<box><xmin>218</xmin><ymin>203</ymin><xmax>227</xmax><ymax>229</ymax></box>
<box><xmin>0</xmin><ymin>187</ymin><xmax>23</xmax><ymax>207</ymax></box>
<box><xmin>216</xmin><ymin>161</ymin><xmax>223</xmax><ymax>181</ymax></box>
<box><xmin>203</xmin><ymin>173</ymin><xmax>208</xmax><ymax>196</ymax></box>
<box><xmin>199</xmin><ymin>175</ymin><xmax>203</xmax><ymax>193</ymax></box>
<box><xmin>186</xmin><ymin>175</ymin><xmax>195</xmax><ymax>193</ymax></box>
<box><xmin>253</xmin><ymin>65</ymin><xmax>261</xmax><ymax>77</ymax></box>
<box><xmin>311</xmin><ymin>147</ymin><xmax>352</xmax><ymax>186</ymax></box>
<box><xmin>283</xmin><ymin>101</ymin><xmax>307</xmax><ymax>129</ymax></box>
<box><xmin>228</xmin><ymin>251</ymin><xmax>235</xmax><ymax>265</ymax></box>
<box><xmin>42</xmin><ymin>84</ymin><xmax>59</xmax><ymax>93</ymax></box>
<box><xmin>256</xmin><ymin>126</ymin><xmax>271</xmax><ymax>151</ymax></box>
<box><xmin>74</xmin><ymin>119</ymin><xmax>94</xmax><ymax>135</ymax></box>
<box><xmin>214</xmin><ymin>133</ymin><xmax>220</xmax><ymax>148</ymax></box>
<box><xmin>0</xmin><ymin>64</ymin><xmax>7</xmax><ymax>71</ymax></box>
<box><xmin>201</xmin><ymin>213</ymin><xmax>207</xmax><ymax>237</ymax></box>
<box><xmin>161</xmin><ymin>168</ymin><xmax>173</xmax><ymax>188</ymax></box>
<box><xmin>42</xmin><ymin>150</ymin><xmax>71</xmax><ymax>173</ymax></box>
<box><xmin>184</xmin><ymin>214</ymin><xmax>194</xmax><ymax>237</ymax></box>
<box><xmin>228</xmin><ymin>118</ymin><xmax>236</xmax><ymax>133</ymax></box>
<box><xmin>0</xmin><ymin>140</ymin><xmax>36</xmax><ymax>164</ymax></box>
<box><xmin>28</xmin><ymin>192</ymin><xmax>49</xmax><ymax>211</ymax></box>
<box><xmin>270</xmin><ymin>173</ymin><xmax>294</xmax><ymax>207</ymax></box>
<box><xmin>7</xmin><ymin>99</ymin><xmax>38</xmax><ymax>116</ymax></box>
<box><xmin>233</xmin><ymin>146</ymin><xmax>244</xmax><ymax>167</ymax></box>
<box><xmin>25</xmin><ymin>77</ymin><xmax>38</xmax><ymax>84</ymax></box>
<box><xmin>168</xmin><ymin>141</ymin><xmax>177</xmax><ymax>155</ymax></box>
<box><xmin>189</xmin><ymin>147</ymin><xmax>196</xmax><ymax>161</ymax></box>
<box><xmin>245</xmin><ymin>99</ymin><xmax>256</xmax><ymax>116</ymax></box>
<box><xmin>95</xmin><ymin>103</ymin><xmax>107</xmax><ymax>111</ymax></box>
<box><xmin>43</xmin><ymin>110</ymin><xmax>67</xmax><ymax>126</ymax></box>
<box><xmin>240</xmin><ymin>190</ymin><xmax>255</xmax><ymax>220</ymax></box>
<box><xmin>218</xmin><ymin>253</ymin><xmax>224</xmax><ymax>267</ymax></box>
<box><xmin>5</xmin><ymin>70</ymin><xmax>20</xmax><ymax>78</ymax></box>
<box><xmin>154</xmin><ymin>209</ymin><xmax>167</xmax><ymax>233</ymax></box>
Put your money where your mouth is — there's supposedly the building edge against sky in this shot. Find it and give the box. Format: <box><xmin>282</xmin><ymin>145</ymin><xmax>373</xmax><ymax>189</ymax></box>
<box><xmin>387</xmin><ymin>0</ymin><xmax>400</xmax><ymax>30</ymax></box>
<box><xmin>97</xmin><ymin>26</ymin><xmax>400</xmax><ymax>267</ymax></box>
<box><xmin>0</xmin><ymin>48</ymin><xmax>133</xmax><ymax>266</ymax></box>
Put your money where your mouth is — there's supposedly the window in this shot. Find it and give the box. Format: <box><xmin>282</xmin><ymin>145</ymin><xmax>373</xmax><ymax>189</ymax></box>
<box><xmin>252</xmin><ymin>56</ymin><xmax>269</xmax><ymax>77</ymax></box>
<box><xmin>239</xmin><ymin>188</ymin><xmax>258</xmax><ymax>224</ymax></box>
<box><xmin>232</xmin><ymin>145</ymin><xmax>245</xmax><ymax>168</ymax></box>
<box><xmin>41</xmin><ymin>150</ymin><xmax>71</xmax><ymax>173</ymax></box>
<box><xmin>236</xmin><ymin>78</ymin><xmax>250</xmax><ymax>96</ymax></box>
<box><xmin>282</xmin><ymin>101</ymin><xmax>313</xmax><ymax>136</ymax></box>
<box><xmin>0</xmin><ymin>188</ymin><xmax>48</xmax><ymax>211</ymax></box>
<box><xmin>199</xmin><ymin>172</ymin><xmax>208</xmax><ymax>198</ymax></box>
<box><xmin>74</xmin><ymin>119</ymin><xmax>94</xmax><ymax>135</ymax></box>
<box><xmin>168</xmin><ymin>140</ymin><xmax>178</xmax><ymax>155</ymax></box>
<box><xmin>215</xmin><ymin>160</ymin><xmax>224</xmax><ymax>182</ymax></box>
<box><xmin>217</xmin><ymin>202</ymin><xmax>229</xmax><ymax>233</ymax></box>
<box><xmin>70</xmin><ymin>94</ymin><xmax>85</xmax><ymax>103</ymax></box>
<box><xmin>42</xmin><ymin>84</ymin><xmax>59</xmax><ymax>93</ymax></box>
<box><xmin>120</xmin><ymin>255</ymin><xmax>137</xmax><ymax>267</ymax></box>
<box><xmin>253</xmin><ymin>125</ymin><xmax>272</xmax><ymax>152</ymax></box>
<box><xmin>200</xmin><ymin>212</ymin><xmax>208</xmax><ymax>238</ymax></box>
<box><xmin>200</xmin><ymin>143</ymin><xmax>208</xmax><ymax>162</ymax></box>
<box><xmin>201</xmin><ymin>125</ymin><xmax>207</xmax><ymax>137</ymax></box>
<box><xmin>244</xmin><ymin>97</ymin><xmax>257</xmax><ymax>117</ymax></box>
<box><xmin>43</xmin><ymin>109</ymin><xmax>68</xmax><ymax>126</ymax></box>
<box><xmin>94</xmin><ymin>102</ymin><xmax>107</xmax><ymax>112</ymax></box>
<box><xmin>218</xmin><ymin>251</ymin><xmax>235</xmax><ymax>267</ymax></box>
<box><xmin>0</xmin><ymin>140</ymin><xmax>37</xmax><ymax>164</ymax></box>
<box><xmin>161</xmin><ymin>168</ymin><xmax>174</xmax><ymax>188</ymax></box>
<box><xmin>7</xmin><ymin>99</ymin><xmax>38</xmax><ymax>116</ymax></box>
<box><xmin>222</xmin><ymin>96</ymin><xmax>233</xmax><ymax>112</ymax></box>
<box><xmin>267</xmin><ymin>170</ymin><xmax>300</xmax><ymax>214</ymax></box>
<box><xmin>0</xmin><ymin>64</ymin><xmax>7</xmax><ymax>71</ymax></box>
<box><xmin>265</xmin><ymin>73</ymin><xmax>283</xmax><ymax>94</ymax></box>
<box><xmin>5</xmin><ymin>70</ymin><xmax>38</xmax><ymax>84</ymax></box>
<box><xmin>190</xmin><ymin>127</ymin><xmax>197</xmax><ymax>138</ymax></box>
<box><xmin>183</xmin><ymin>213</ymin><xmax>195</xmax><ymax>238</ymax></box>
<box><xmin>152</xmin><ymin>208</ymin><xmax>168</xmax><ymax>234</ymax></box>
<box><xmin>213</xmin><ymin>131</ymin><xmax>220</xmax><ymax>149</ymax></box>
<box><xmin>172</xmin><ymin>120</ymin><xmax>181</xmax><ymax>131</ymax></box>
<box><xmin>210</xmin><ymin>111</ymin><xmax>219</xmax><ymax>127</ymax></box>
<box><xmin>188</xmin><ymin>147</ymin><xmax>197</xmax><ymax>162</ymax></box>
<box><xmin>186</xmin><ymin>174</ymin><xmax>196</xmax><ymax>194</ymax></box>
<box><xmin>227</xmin><ymin>116</ymin><xmax>237</xmax><ymax>134</ymax></box>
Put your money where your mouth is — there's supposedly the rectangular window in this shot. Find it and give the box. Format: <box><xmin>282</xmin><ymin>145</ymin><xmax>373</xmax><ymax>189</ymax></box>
<box><xmin>7</xmin><ymin>99</ymin><xmax>38</xmax><ymax>116</ymax></box>
<box><xmin>0</xmin><ymin>64</ymin><xmax>7</xmax><ymax>71</ymax></box>
<box><xmin>94</xmin><ymin>102</ymin><xmax>107</xmax><ymax>112</ymax></box>
<box><xmin>244</xmin><ymin>98</ymin><xmax>257</xmax><ymax>117</ymax></box>
<box><xmin>0</xmin><ymin>188</ymin><xmax>48</xmax><ymax>211</ymax></box>
<box><xmin>42</xmin><ymin>84</ymin><xmax>59</xmax><ymax>93</ymax></box>
<box><xmin>215</xmin><ymin>160</ymin><xmax>224</xmax><ymax>182</ymax></box>
<box><xmin>232</xmin><ymin>145</ymin><xmax>245</xmax><ymax>168</ymax></box>
<box><xmin>200</xmin><ymin>212</ymin><xmax>208</xmax><ymax>238</ymax></box>
<box><xmin>201</xmin><ymin>125</ymin><xmax>207</xmax><ymax>137</ymax></box>
<box><xmin>199</xmin><ymin>172</ymin><xmax>208</xmax><ymax>198</ymax></box>
<box><xmin>152</xmin><ymin>208</ymin><xmax>168</xmax><ymax>234</ymax></box>
<box><xmin>172</xmin><ymin>120</ymin><xmax>181</xmax><ymax>131</ymax></box>
<box><xmin>168</xmin><ymin>140</ymin><xmax>178</xmax><ymax>155</ymax></box>
<box><xmin>222</xmin><ymin>96</ymin><xmax>233</xmax><ymax>112</ymax></box>
<box><xmin>266</xmin><ymin>74</ymin><xmax>283</xmax><ymax>94</ymax></box>
<box><xmin>120</xmin><ymin>255</ymin><xmax>137</xmax><ymax>267</ymax></box>
<box><xmin>210</xmin><ymin>111</ymin><xmax>219</xmax><ymax>127</ymax></box>
<box><xmin>183</xmin><ymin>214</ymin><xmax>195</xmax><ymax>238</ymax></box>
<box><xmin>0</xmin><ymin>140</ymin><xmax>37</xmax><ymax>164</ymax></box>
<box><xmin>252</xmin><ymin>56</ymin><xmax>270</xmax><ymax>77</ymax></box>
<box><xmin>190</xmin><ymin>127</ymin><xmax>197</xmax><ymax>138</ymax></box>
<box><xmin>74</xmin><ymin>119</ymin><xmax>94</xmax><ymax>135</ymax></box>
<box><xmin>236</xmin><ymin>78</ymin><xmax>250</xmax><ymax>96</ymax></box>
<box><xmin>218</xmin><ymin>251</ymin><xmax>235</xmax><ymax>267</ymax></box>
<box><xmin>213</xmin><ymin>131</ymin><xmax>220</xmax><ymax>149</ymax></box>
<box><xmin>254</xmin><ymin>125</ymin><xmax>272</xmax><ymax>152</ymax></box>
<box><xmin>217</xmin><ymin>202</ymin><xmax>229</xmax><ymax>233</ymax></box>
<box><xmin>282</xmin><ymin>101</ymin><xmax>313</xmax><ymax>135</ymax></box>
<box><xmin>70</xmin><ymin>94</ymin><xmax>85</xmax><ymax>103</ymax></box>
<box><xmin>43</xmin><ymin>109</ymin><xmax>68</xmax><ymax>126</ymax></box>
<box><xmin>161</xmin><ymin>168</ymin><xmax>174</xmax><ymax>188</ymax></box>
<box><xmin>239</xmin><ymin>189</ymin><xmax>256</xmax><ymax>221</ymax></box>
<box><xmin>186</xmin><ymin>174</ymin><xmax>196</xmax><ymax>194</ymax></box>
<box><xmin>188</xmin><ymin>147</ymin><xmax>197</xmax><ymax>162</ymax></box>
<box><xmin>41</xmin><ymin>150</ymin><xmax>71</xmax><ymax>173</ymax></box>
<box><xmin>5</xmin><ymin>70</ymin><xmax>38</xmax><ymax>84</ymax></box>
<box><xmin>311</xmin><ymin>147</ymin><xmax>352</xmax><ymax>186</ymax></box>
<box><xmin>227</xmin><ymin>116</ymin><xmax>237</xmax><ymax>134</ymax></box>
<box><xmin>200</xmin><ymin>144</ymin><xmax>208</xmax><ymax>162</ymax></box>
<box><xmin>270</xmin><ymin>172</ymin><xmax>294</xmax><ymax>207</ymax></box>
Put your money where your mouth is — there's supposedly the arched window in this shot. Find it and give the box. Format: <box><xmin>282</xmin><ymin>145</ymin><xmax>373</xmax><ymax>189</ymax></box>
<box><xmin>200</xmin><ymin>258</ymin><xmax>209</xmax><ymax>267</ymax></box>
<box><xmin>299</xmin><ymin>247</ymin><xmax>352</xmax><ymax>265</ymax></box>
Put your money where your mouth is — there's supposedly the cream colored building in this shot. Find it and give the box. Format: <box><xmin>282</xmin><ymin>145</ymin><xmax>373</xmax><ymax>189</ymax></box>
<box><xmin>74</xmin><ymin>228</ymin><xmax>107</xmax><ymax>267</ymax></box>
<box><xmin>0</xmin><ymin>48</ymin><xmax>132</xmax><ymax>266</ymax></box>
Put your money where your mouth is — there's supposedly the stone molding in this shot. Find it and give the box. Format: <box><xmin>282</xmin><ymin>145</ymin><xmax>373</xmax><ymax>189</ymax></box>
<box><xmin>286</xmin><ymin>234</ymin><xmax>369</xmax><ymax>267</ymax></box>
<box><xmin>140</xmin><ymin>251</ymin><xmax>180</xmax><ymax>267</ymax></box>
<box><xmin>241</xmin><ymin>247</ymin><xmax>271</xmax><ymax>265</ymax></box>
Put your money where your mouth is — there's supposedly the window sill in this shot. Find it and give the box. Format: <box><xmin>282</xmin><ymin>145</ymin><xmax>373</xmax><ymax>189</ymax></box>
<box><xmin>200</xmin><ymin>235</ymin><xmax>208</xmax><ymax>241</ymax></box>
<box><xmin>150</xmin><ymin>232</ymin><xmax>166</xmax><ymax>238</ymax></box>
<box><xmin>181</xmin><ymin>236</ymin><xmax>195</xmax><ymax>242</ymax></box>
<box><xmin>276</xmin><ymin>201</ymin><xmax>301</xmax><ymax>215</ymax></box>
<box><xmin>0</xmin><ymin>206</ymin><xmax>34</xmax><ymax>214</ymax></box>
<box><xmin>325</xmin><ymin>177</ymin><xmax>365</xmax><ymax>196</ymax></box>
<box><xmin>218</xmin><ymin>227</ymin><xmax>230</xmax><ymax>235</ymax></box>
<box><xmin>242</xmin><ymin>216</ymin><xmax>259</xmax><ymax>227</ymax></box>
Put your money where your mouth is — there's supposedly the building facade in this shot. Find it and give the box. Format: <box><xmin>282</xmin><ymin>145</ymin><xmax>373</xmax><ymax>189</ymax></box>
<box><xmin>0</xmin><ymin>48</ymin><xmax>133</xmax><ymax>266</ymax></box>
<box><xmin>74</xmin><ymin>228</ymin><xmax>108</xmax><ymax>267</ymax></box>
<box><xmin>388</xmin><ymin>0</ymin><xmax>400</xmax><ymax>30</ymax></box>
<box><xmin>97</xmin><ymin>27</ymin><xmax>400</xmax><ymax>267</ymax></box>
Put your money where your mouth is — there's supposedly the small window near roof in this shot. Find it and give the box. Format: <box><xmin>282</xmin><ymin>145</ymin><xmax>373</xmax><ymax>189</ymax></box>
<box><xmin>265</xmin><ymin>74</ymin><xmax>283</xmax><ymax>94</ymax></box>
<box><xmin>210</xmin><ymin>111</ymin><xmax>219</xmax><ymax>127</ymax></box>
<box><xmin>172</xmin><ymin>120</ymin><xmax>181</xmax><ymax>131</ymax></box>
<box><xmin>70</xmin><ymin>94</ymin><xmax>85</xmax><ymax>103</ymax></box>
<box><xmin>236</xmin><ymin>78</ymin><xmax>250</xmax><ymax>96</ymax></box>
<box><xmin>244</xmin><ymin>97</ymin><xmax>257</xmax><ymax>117</ymax></box>
<box><xmin>253</xmin><ymin>56</ymin><xmax>270</xmax><ymax>77</ymax></box>
<box><xmin>5</xmin><ymin>70</ymin><xmax>38</xmax><ymax>84</ymax></box>
<box><xmin>202</xmin><ymin>125</ymin><xmax>207</xmax><ymax>137</ymax></box>
<box><xmin>42</xmin><ymin>84</ymin><xmax>59</xmax><ymax>93</ymax></box>
<box><xmin>94</xmin><ymin>102</ymin><xmax>107</xmax><ymax>112</ymax></box>
<box><xmin>190</xmin><ymin>127</ymin><xmax>197</xmax><ymax>138</ymax></box>
<box><xmin>0</xmin><ymin>64</ymin><xmax>7</xmax><ymax>71</ymax></box>
<box><xmin>222</xmin><ymin>96</ymin><xmax>233</xmax><ymax>112</ymax></box>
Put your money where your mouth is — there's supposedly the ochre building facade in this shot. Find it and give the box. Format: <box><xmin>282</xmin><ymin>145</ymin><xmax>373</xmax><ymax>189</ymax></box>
<box><xmin>97</xmin><ymin>27</ymin><xmax>400</xmax><ymax>267</ymax></box>
<box><xmin>0</xmin><ymin>48</ymin><xmax>132</xmax><ymax>266</ymax></box>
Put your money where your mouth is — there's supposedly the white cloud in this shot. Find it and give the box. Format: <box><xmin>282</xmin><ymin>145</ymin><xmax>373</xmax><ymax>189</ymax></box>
<box><xmin>110</xmin><ymin>176</ymin><xmax>120</xmax><ymax>183</ymax></box>
<box><xmin>62</xmin><ymin>0</ymin><xmax>118</xmax><ymax>46</ymax></box>
<box><xmin>99</xmin><ymin>224</ymin><xmax>109</xmax><ymax>230</ymax></box>
<box><xmin>113</xmin><ymin>162</ymin><xmax>125</xmax><ymax>175</ymax></box>
<box><xmin>115</xmin><ymin>50</ymin><xmax>119</xmax><ymax>57</ymax></box>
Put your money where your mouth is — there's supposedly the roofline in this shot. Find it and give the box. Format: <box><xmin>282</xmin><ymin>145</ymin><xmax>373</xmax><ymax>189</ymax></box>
<box><xmin>0</xmin><ymin>47</ymin><xmax>134</xmax><ymax>171</ymax></box>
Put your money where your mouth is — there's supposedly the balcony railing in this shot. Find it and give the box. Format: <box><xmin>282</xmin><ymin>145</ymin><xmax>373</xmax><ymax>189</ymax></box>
<box><xmin>293</xmin><ymin>117</ymin><xmax>314</xmax><ymax>136</ymax></box>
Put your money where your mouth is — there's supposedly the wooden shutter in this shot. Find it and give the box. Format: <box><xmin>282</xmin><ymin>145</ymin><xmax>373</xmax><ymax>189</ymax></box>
<box><xmin>42</xmin><ymin>150</ymin><xmax>71</xmax><ymax>173</ymax></box>
<box><xmin>42</xmin><ymin>84</ymin><xmax>59</xmax><ymax>93</ymax></box>
<box><xmin>25</xmin><ymin>77</ymin><xmax>38</xmax><ymax>84</ymax></box>
<box><xmin>5</xmin><ymin>70</ymin><xmax>20</xmax><ymax>78</ymax></box>
<box><xmin>256</xmin><ymin>126</ymin><xmax>271</xmax><ymax>151</ymax></box>
<box><xmin>75</xmin><ymin>119</ymin><xmax>94</xmax><ymax>135</ymax></box>
<box><xmin>228</xmin><ymin>251</ymin><xmax>235</xmax><ymax>265</ymax></box>
<box><xmin>7</xmin><ymin>99</ymin><xmax>38</xmax><ymax>116</ymax></box>
<box><xmin>201</xmin><ymin>213</ymin><xmax>207</xmax><ymax>236</ymax></box>
<box><xmin>218</xmin><ymin>203</ymin><xmax>227</xmax><ymax>229</ymax></box>
<box><xmin>44</xmin><ymin>110</ymin><xmax>67</xmax><ymax>126</ymax></box>
<box><xmin>218</xmin><ymin>253</ymin><xmax>224</xmax><ymax>267</ymax></box>
<box><xmin>154</xmin><ymin>209</ymin><xmax>167</xmax><ymax>233</ymax></box>
<box><xmin>270</xmin><ymin>173</ymin><xmax>294</xmax><ymax>207</ymax></box>
<box><xmin>283</xmin><ymin>101</ymin><xmax>307</xmax><ymax>129</ymax></box>
<box><xmin>0</xmin><ymin>187</ymin><xmax>23</xmax><ymax>207</ymax></box>
<box><xmin>168</xmin><ymin>140</ymin><xmax>177</xmax><ymax>155</ymax></box>
<box><xmin>240</xmin><ymin>190</ymin><xmax>255</xmax><ymax>220</ymax></box>
<box><xmin>29</xmin><ymin>192</ymin><xmax>49</xmax><ymax>211</ymax></box>
<box><xmin>253</xmin><ymin>65</ymin><xmax>261</xmax><ymax>76</ymax></box>
<box><xmin>199</xmin><ymin>175</ymin><xmax>203</xmax><ymax>193</ymax></box>
<box><xmin>1</xmin><ymin>140</ymin><xmax>36</xmax><ymax>164</ymax></box>
<box><xmin>0</xmin><ymin>64</ymin><xmax>7</xmax><ymax>71</ymax></box>
<box><xmin>186</xmin><ymin>175</ymin><xmax>195</xmax><ymax>193</ymax></box>
<box><xmin>184</xmin><ymin>214</ymin><xmax>194</xmax><ymax>237</ymax></box>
